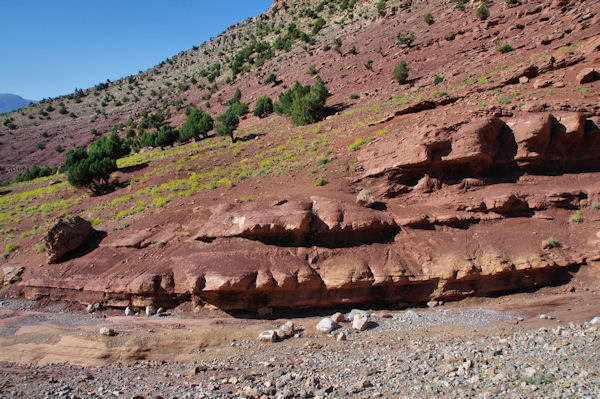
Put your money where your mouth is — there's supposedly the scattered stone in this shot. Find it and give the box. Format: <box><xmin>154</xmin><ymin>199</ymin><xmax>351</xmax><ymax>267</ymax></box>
<box><xmin>146</xmin><ymin>306</ymin><xmax>155</xmax><ymax>316</ymax></box>
<box><xmin>427</xmin><ymin>300</ymin><xmax>441</xmax><ymax>308</ymax></box>
<box><xmin>258</xmin><ymin>330</ymin><xmax>278</xmax><ymax>343</ymax></box>
<box><xmin>347</xmin><ymin>309</ymin><xmax>369</xmax><ymax>322</ymax></box>
<box><xmin>356</xmin><ymin>189</ymin><xmax>376</xmax><ymax>208</ymax></box>
<box><xmin>86</xmin><ymin>304</ymin><xmax>94</xmax><ymax>313</ymax></box>
<box><xmin>590</xmin><ymin>317</ymin><xmax>600</xmax><ymax>325</ymax></box>
<box><xmin>331</xmin><ymin>312</ymin><xmax>346</xmax><ymax>323</ymax></box>
<box><xmin>352</xmin><ymin>314</ymin><xmax>369</xmax><ymax>331</ymax></box>
<box><xmin>125</xmin><ymin>306</ymin><xmax>132</xmax><ymax>316</ymax></box>
<box><xmin>275</xmin><ymin>321</ymin><xmax>295</xmax><ymax>339</ymax></box>
<box><xmin>99</xmin><ymin>327</ymin><xmax>114</xmax><ymax>337</ymax></box>
<box><xmin>316</xmin><ymin>317</ymin><xmax>339</xmax><ymax>333</ymax></box>
<box><xmin>336</xmin><ymin>331</ymin><xmax>347</xmax><ymax>341</ymax></box>
<box><xmin>539</xmin><ymin>314</ymin><xmax>550</xmax><ymax>319</ymax></box>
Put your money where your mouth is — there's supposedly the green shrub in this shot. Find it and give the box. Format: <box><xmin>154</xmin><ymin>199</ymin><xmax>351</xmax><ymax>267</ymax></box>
<box><xmin>254</xmin><ymin>96</ymin><xmax>274</xmax><ymax>118</ymax></box>
<box><xmin>314</xmin><ymin>177</ymin><xmax>327</xmax><ymax>186</ymax></box>
<box><xmin>424</xmin><ymin>13</ymin><xmax>434</xmax><ymax>25</ymax></box>
<box><xmin>455</xmin><ymin>1</ymin><xmax>465</xmax><ymax>11</ymax></box>
<box><xmin>349</xmin><ymin>93</ymin><xmax>359</xmax><ymax>99</ymax></box>
<box><xmin>14</xmin><ymin>164</ymin><xmax>56</xmax><ymax>183</ymax></box>
<box><xmin>497</xmin><ymin>44</ymin><xmax>513</xmax><ymax>53</ymax></box>
<box><xmin>5</xmin><ymin>243</ymin><xmax>19</xmax><ymax>253</ymax></box>
<box><xmin>433</xmin><ymin>75</ymin><xmax>444</xmax><ymax>85</ymax></box>
<box><xmin>546</xmin><ymin>236</ymin><xmax>558</xmax><ymax>248</ymax></box>
<box><xmin>274</xmin><ymin>76</ymin><xmax>331</xmax><ymax>126</ymax></box>
<box><xmin>264</xmin><ymin>73</ymin><xmax>277</xmax><ymax>84</ymax></box>
<box><xmin>376</xmin><ymin>0</ymin><xmax>386</xmax><ymax>16</ymax></box>
<box><xmin>348</xmin><ymin>46</ymin><xmax>358</xmax><ymax>54</ymax></box>
<box><xmin>394</xmin><ymin>61</ymin><xmax>409</xmax><ymax>84</ymax></box>
<box><xmin>570</xmin><ymin>212</ymin><xmax>582</xmax><ymax>223</ymax></box>
<box><xmin>397</xmin><ymin>32</ymin><xmax>415</xmax><ymax>47</ymax></box>
<box><xmin>307</xmin><ymin>64</ymin><xmax>317</xmax><ymax>75</ymax></box>
<box><xmin>230</xmin><ymin>101</ymin><xmax>249</xmax><ymax>116</ymax></box>
<box><xmin>476</xmin><ymin>4</ymin><xmax>489</xmax><ymax>20</ymax></box>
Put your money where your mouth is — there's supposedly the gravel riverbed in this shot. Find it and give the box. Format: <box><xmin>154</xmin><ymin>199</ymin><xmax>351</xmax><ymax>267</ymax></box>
<box><xmin>0</xmin><ymin>305</ymin><xmax>599</xmax><ymax>399</ymax></box>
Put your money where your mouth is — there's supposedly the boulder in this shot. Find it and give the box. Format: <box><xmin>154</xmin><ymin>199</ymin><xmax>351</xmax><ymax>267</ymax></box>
<box><xmin>352</xmin><ymin>314</ymin><xmax>369</xmax><ymax>331</ymax></box>
<box><xmin>45</xmin><ymin>216</ymin><xmax>93</xmax><ymax>263</ymax></box>
<box><xmin>576</xmin><ymin>68</ymin><xmax>599</xmax><ymax>84</ymax></box>
<box><xmin>316</xmin><ymin>317</ymin><xmax>339</xmax><ymax>333</ymax></box>
<box><xmin>506</xmin><ymin>113</ymin><xmax>554</xmax><ymax>167</ymax></box>
<box><xmin>347</xmin><ymin>309</ymin><xmax>370</xmax><ymax>322</ymax></box>
<box><xmin>275</xmin><ymin>321</ymin><xmax>295</xmax><ymax>339</ymax></box>
<box><xmin>331</xmin><ymin>312</ymin><xmax>346</xmax><ymax>323</ymax></box>
<box><xmin>356</xmin><ymin>189</ymin><xmax>376</xmax><ymax>208</ymax></box>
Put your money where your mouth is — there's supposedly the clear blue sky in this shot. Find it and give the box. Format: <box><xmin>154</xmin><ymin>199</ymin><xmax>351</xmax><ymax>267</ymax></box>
<box><xmin>0</xmin><ymin>0</ymin><xmax>272</xmax><ymax>101</ymax></box>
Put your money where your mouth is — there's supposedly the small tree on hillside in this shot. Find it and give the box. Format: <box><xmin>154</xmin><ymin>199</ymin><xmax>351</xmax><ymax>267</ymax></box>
<box><xmin>179</xmin><ymin>107</ymin><xmax>213</xmax><ymax>141</ymax></box>
<box><xmin>215</xmin><ymin>108</ymin><xmax>240</xmax><ymax>142</ymax></box>
<box><xmin>394</xmin><ymin>60</ymin><xmax>409</xmax><ymax>84</ymax></box>
<box><xmin>155</xmin><ymin>124</ymin><xmax>179</xmax><ymax>149</ymax></box>
<box><xmin>254</xmin><ymin>96</ymin><xmax>274</xmax><ymax>118</ymax></box>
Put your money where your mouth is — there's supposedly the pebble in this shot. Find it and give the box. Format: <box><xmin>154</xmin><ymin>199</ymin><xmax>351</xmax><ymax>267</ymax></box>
<box><xmin>352</xmin><ymin>314</ymin><xmax>369</xmax><ymax>331</ymax></box>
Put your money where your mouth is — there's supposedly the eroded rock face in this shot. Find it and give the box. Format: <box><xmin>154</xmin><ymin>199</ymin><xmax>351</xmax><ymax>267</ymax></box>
<box><xmin>194</xmin><ymin>199</ymin><xmax>313</xmax><ymax>246</ymax></box>
<box><xmin>360</xmin><ymin>112</ymin><xmax>600</xmax><ymax>185</ymax></box>
<box><xmin>193</xmin><ymin>196</ymin><xmax>397</xmax><ymax>248</ymax></box>
<box><xmin>45</xmin><ymin>216</ymin><xmax>93</xmax><ymax>263</ymax></box>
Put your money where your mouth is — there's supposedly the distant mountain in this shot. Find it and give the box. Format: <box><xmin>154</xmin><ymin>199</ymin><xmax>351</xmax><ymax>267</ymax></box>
<box><xmin>0</xmin><ymin>93</ymin><xmax>35</xmax><ymax>114</ymax></box>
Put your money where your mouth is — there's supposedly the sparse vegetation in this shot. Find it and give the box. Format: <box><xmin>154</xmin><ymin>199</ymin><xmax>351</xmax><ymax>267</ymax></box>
<box><xmin>424</xmin><ymin>13</ymin><xmax>434</xmax><ymax>25</ymax></box>
<box><xmin>498</xmin><ymin>44</ymin><xmax>513</xmax><ymax>53</ymax></box>
<box><xmin>349</xmin><ymin>93</ymin><xmax>359</xmax><ymax>99</ymax></box>
<box><xmin>394</xmin><ymin>61</ymin><xmax>409</xmax><ymax>84</ymax></box>
<box><xmin>314</xmin><ymin>177</ymin><xmax>327</xmax><ymax>186</ymax></box>
<box><xmin>434</xmin><ymin>75</ymin><xmax>444</xmax><ymax>85</ymax></box>
<box><xmin>570</xmin><ymin>212</ymin><xmax>582</xmax><ymax>223</ymax></box>
<box><xmin>476</xmin><ymin>3</ymin><xmax>490</xmax><ymax>20</ymax></box>
<box><xmin>397</xmin><ymin>33</ymin><xmax>415</xmax><ymax>47</ymax></box>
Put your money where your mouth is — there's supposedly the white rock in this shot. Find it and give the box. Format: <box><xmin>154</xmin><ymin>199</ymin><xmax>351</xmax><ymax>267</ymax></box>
<box><xmin>331</xmin><ymin>312</ymin><xmax>346</xmax><ymax>323</ymax></box>
<box><xmin>352</xmin><ymin>313</ymin><xmax>369</xmax><ymax>331</ymax></box>
<box><xmin>539</xmin><ymin>314</ymin><xmax>549</xmax><ymax>319</ymax></box>
<box><xmin>279</xmin><ymin>321</ymin><xmax>295</xmax><ymax>337</ymax></box>
<box><xmin>590</xmin><ymin>316</ymin><xmax>600</xmax><ymax>325</ymax></box>
<box><xmin>522</xmin><ymin>367</ymin><xmax>537</xmax><ymax>379</ymax></box>
<box><xmin>258</xmin><ymin>330</ymin><xmax>278</xmax><ymax>343</ymax></box>
<box><xmin>146</xmin><ymin>305</ymin><xmax>155</xmax><ymax>316</ymax></box>
<box><xmin>99</xmin><ymin>327</ymin><xmax>114</xmax><ymax>336</ymax></box>
<box><xmin>347</xmin><ymin>309</ymin><xmax>369</xmax><ymax>322</ymax></box>
<box><xmin>427</xmin><ymin>300</ymin><xmax>440</xmax><ymax>308</ymax></box>
<box><xmin>86</xmin><ymin>304</ymin><xmax>94</xmax><ymax>313</ymax></box>
<box><xmin>125</xmin><ymin>306</ymin><xmax>132</xmax><ymax>316</ymax></box>
<box><xmin>316</xmin><ymin>317</ymin><xmax>339</xmax><ymax>333</ymax></box>
<box><xmin>336</xmin><ymin>331</ymin><xmax>347</xmax><ymax>341</ymax></box>
<box><xmin>156</xmin><ymin>307</ymin><xmax>164</xmax><ymax>315</ymax></box>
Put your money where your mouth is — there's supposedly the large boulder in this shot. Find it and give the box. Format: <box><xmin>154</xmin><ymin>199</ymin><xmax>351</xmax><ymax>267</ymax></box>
<box><xmin>45</xmin><ymin>216</ymin><xmax>93</xmax><ymax>263</ymax></box>
<box><xmin>506</xmin><ymin>113</ymin><xmax>554</xmax><ymax>168</ymax></box>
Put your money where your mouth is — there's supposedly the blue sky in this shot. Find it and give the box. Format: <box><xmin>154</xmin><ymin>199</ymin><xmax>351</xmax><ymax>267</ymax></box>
<box><xmin>0</xmin><ymin>1</ymin><xmax>272</xmax><ymax>100</ymax></box>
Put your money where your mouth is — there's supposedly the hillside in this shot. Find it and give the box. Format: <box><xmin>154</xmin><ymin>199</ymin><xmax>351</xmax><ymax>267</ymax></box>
<box><xmin>0</xmin><ymin>0</ymin><xmax>599</xmax><ymax>315</ymax></box>
<box><xmin>0</xmin><ymin>94</ymin><xmax>34</xmax><ymax>114</ymax></box>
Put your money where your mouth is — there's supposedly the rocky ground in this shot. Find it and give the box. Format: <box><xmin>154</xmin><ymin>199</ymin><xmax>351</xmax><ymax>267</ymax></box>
<box><xmin>1</xmin><ymin>287</ymin><xmax>599</xmax><ymax>399</ymax></box>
